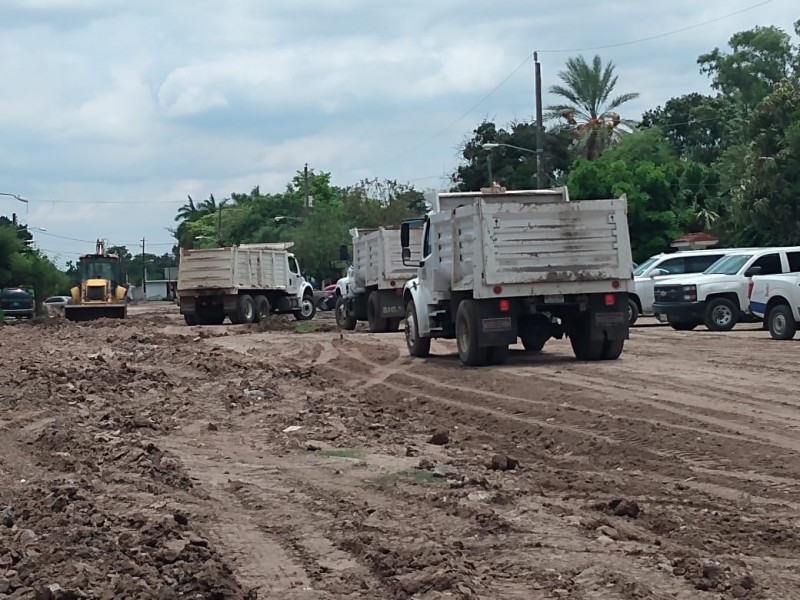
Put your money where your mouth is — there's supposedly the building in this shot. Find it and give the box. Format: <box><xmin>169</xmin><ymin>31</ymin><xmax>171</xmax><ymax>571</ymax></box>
<box><xmin>671</xmin><ymin>232</ymin><xmax>719</xmax><ymax>251</ymax></box>
<box><xmin>128</xmin><ymin>267</ymin><xmax>178</xmax><ymax>301</ymax></box>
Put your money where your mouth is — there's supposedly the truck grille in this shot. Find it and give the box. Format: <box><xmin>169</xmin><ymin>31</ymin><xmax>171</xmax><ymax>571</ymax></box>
<box><xmin>86</xmin><ymin>285</ymin><xmax>105</xmax><ymax>301</ymax></box>
<box><xmin>654</xmin><ymin>285</ymin><xmax>683</xmax><ymax>303</ymax></box>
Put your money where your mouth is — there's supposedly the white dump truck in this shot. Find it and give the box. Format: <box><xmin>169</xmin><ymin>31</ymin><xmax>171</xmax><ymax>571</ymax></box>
<box><xmin>400</xmin><ymin>186</ymin><xmax>633</xmax><ymax>366</ymax></box>
<box><xmin>177</xmin><ymin>242</ymin><xmax>316</xmax><ymax>326</ymax></box>
<box><xmin>335</xmin><ymin>226</ymin><xmax>423</xmax><ymax>332</ymax></box>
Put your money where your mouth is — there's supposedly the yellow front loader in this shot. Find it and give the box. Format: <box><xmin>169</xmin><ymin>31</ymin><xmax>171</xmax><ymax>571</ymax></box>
<box><xmin>64</xmin><ymin>240</ymin><xmax>129</xmax><ymax>322</ymax></box>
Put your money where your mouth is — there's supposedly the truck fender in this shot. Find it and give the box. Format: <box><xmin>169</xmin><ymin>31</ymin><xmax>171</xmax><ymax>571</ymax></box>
<box><xmin>403</xmin><ymin>279</ymin><xmax>432</xmax><ymax>337</ymax></box>
<box><xmin>335</xmin><ymin>276</ymin><xmax>351</xmax><ymax>298</ymax></box>
<box><xmin>298</xmin><ymin>282</ymin><xmax>313</xmax><ymax>300</ymax></box>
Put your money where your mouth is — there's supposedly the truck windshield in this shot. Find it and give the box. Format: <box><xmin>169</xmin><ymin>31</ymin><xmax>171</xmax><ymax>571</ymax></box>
<box><xmin>634</xmin><ymin>257</ymin><xmax>658</xmax><ymax>276</ymax></box>
<box><xmin>703</xmin><ymin>254</ymin><xmax>753</xmax><ymax>275</ymax></box>
<box><xmin>79</xmin><ymin>259</ymin><xmax>120</xmax><ymax>281</ymax></box>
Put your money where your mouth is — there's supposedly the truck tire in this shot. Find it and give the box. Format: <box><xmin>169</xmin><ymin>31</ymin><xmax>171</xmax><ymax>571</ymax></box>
<box><xmin>768</xmin><ymin>304</ymin><xmax>797</xmax><ymax>340</ymax></box>
<box><xmin>254</xmin><ymin>295</ymin><xmax>270</xmax><ymax>322</ymax></box>
<box><xmin>627</xmin><ymin>298</ymin><xmax>639</xmax><ymax>327</ymax></box>
<box><xmin>294</xmin><ymin>293</ymin><xmax>316</xmax><ymax>321</ymax></box>
<box><xmin>704</xmin><ymin>297</ymin><xmax>738</xmax><ymax>331</ymax></box>
<box><xmin>487</xmin><ymin>345</ymin><xmax>509</xmax><ymax>365</ymax></box>
<box><xmin>386</xmin><ymin>318</ymin><xmax>402</xmax><ymax>333</ymax></box>
<box><xmin>405</xmin><ymin>299</ymin><xmax>431</xmax><ymax>358</ymax></box>
<box><xmin>184</xmin><ymin>313</ymin><xmax>198</xmax><ymax>326</ymax></box>
<box><xmin>669</xmin><ymin>319</ymin><xmax>699</xmax><ymax>331</ymax></box>
<box><xmin>601</xmin><ymin>339</ymin><xmax>624</xmax><ymax>360</ymax></box>
<box><xmin>367</xmin><ymin>292</ymin><xmax>388</xmax><ymax>333</ymax></box>
<box><xmin>521</xmin><ymin>334</ymin><xmax>547</xmax><ymax>353</ymax></box>
<box><xmin>456</xmin><ymin>300</ymin><xmax>489</xmax><ymax>366</ymax></box>
<box><xmin>569</xmin><ymin>318</ymin><xmax>605</xmax><ymax>361</ymax></box>
<box><xmin>233</xmin><ymin>294</ymin><xmax>256</xmax><ymax>324</ymax></box>
<box><xmin>335</xmin><ymin>296</ymin><xmax>357</xmax><ymax>330</ymax></box>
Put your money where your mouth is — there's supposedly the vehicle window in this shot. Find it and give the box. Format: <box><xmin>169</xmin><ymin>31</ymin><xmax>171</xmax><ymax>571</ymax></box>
<box><xmin>44</xmin><ymin>297</ymin><xmax>60</xmax><ymax>303</ymax></box>
<box><xmin>750</xmin><ymin>253</ymin><xmax>782</xmax><ymax>275</ymax></box>
<box><xmin>287</xmin><ymin>257</ymin><xmax>299</xmax><ymax>274</ymax></box>
<box><xmin>657</xmin><ymin>257</ymin><xmax>685</xmax><ymax>275</ymax></box>
<box><xmin>686</xmin><ymin>254</ymin><xmax>724</xmax><ymax>272</ymax></box>
<box><xmin>633</xmin><ymin>257</ymin><xmax>658</xmax><ymax>277</ymax></box>
<box><xmin>422</xmin><ymin>223</ymin><xmax>431</xmax><ymax>258</ymax></box>
<box><xmin>704</xmin><ymin>254</ymin><xmax>754</xmax><ymax>275</ymax></box>
<box><xmin>787</xmin><ymin>252</ymin><xmax>800</xmax><ymax>272</ymax></box>
<box><xmin>1</xmin><ymin>289</ymin><xmax>31</xmax><ymax>299</ymax></box>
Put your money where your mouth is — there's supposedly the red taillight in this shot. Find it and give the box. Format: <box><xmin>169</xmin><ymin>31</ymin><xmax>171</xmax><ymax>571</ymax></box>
<box><xmin>499</xmin><ymin>299</ymin><xmax>510</xmax><ymax>312</ymax></box>
<box><xmin>493</xmin><ymin>285</ymin><xmax>503</xmax><ymax>295</ymax></box>
<box><xmin>612</xmin><ymin>279</ymin><xmax>620</xmax><ymax>289</ymax></box>
<box><xmin>604</xmin><ymin>294</ymin><xmax>615</xmax><ymax>307</ymax></box>
<box><xmin>747</xmin><ymin>281</ymin><xmax>754</xmax><ymax>298</ymax></box>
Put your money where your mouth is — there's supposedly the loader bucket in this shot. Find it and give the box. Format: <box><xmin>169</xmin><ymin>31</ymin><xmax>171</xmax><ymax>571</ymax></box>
<box><xmin>64</xmin><ymin>304</ymin><xmax>127</xmax><ymax>322</ymax></box>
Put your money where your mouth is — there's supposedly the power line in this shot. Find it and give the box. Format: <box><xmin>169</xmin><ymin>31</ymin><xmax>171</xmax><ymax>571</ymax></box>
<box><xmin>537</xmin><ymin>0</ymin><xmax>773</xmax><ymax>54</ymax></box>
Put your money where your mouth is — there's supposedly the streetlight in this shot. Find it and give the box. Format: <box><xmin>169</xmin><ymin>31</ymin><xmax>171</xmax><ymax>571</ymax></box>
<box><xmin>0</xmin><ymin>192</ymin><xmax>28</xmax><ymax>204</ymax></box>
<box><xmin>274</xmin><ymin>216</ymin><xmax>302</xmax><ymax>223</ymax></box>
<box><xmin>482</xmin><ymin>143</ymin><xmax>546</xmax><ymax>189</ymax></box>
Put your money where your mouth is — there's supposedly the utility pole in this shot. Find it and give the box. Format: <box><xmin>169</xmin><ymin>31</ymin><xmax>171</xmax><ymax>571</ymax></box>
<box><xmin>141</xmin><ymin>237</ymin><xmax>147</xmax><ymax>301</ymax></box>
<box><xmin>217</xmin><ymin>202</ymin><xmax>225</xmax><ymax>244</ymax></box>
<box><xmin>303</xmin><ymin>163</ymin><xmax>310</xmax><ymax>211</ymax></box>
<box><xmin>534</xmin><ymin>52</ymin><xmax>545</xmax><ymax>189</ymax></box>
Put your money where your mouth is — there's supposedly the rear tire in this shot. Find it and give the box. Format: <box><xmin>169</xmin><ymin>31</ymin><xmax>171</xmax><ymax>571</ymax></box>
<box><xmin>234</xmin><ymin>294</ymin><xmax>256</xmax><ymax>324</ymax></box>
<box><xmin>456</xmin><ymin>300</ymin><xmax>489</xmax><ymax>366</ymax></box>
<box><xmin>367</xmin><ymin>292</ymin><xmax>388</xmax><ymax>333</ymax></box>
<box><xmin>767</xmin><ymin>304</ymin><xmax>797</xmax><ymax>340</ymax></box>
<box><xmin>601</xmin><ymin>339</ymin><xmax>625</xmax><ymax>360</ymax></box>
<box><xmin>704</xmin><ymin>297</ymin><xmax>738</xmax><ymax>331</ymax></box>
<box><xmin>669</xmin><ymin>320</ymin><xmax>699</xmax><ymax>331</ymax></box>
<box><xmin>569</xmin><ymin>317</ymin><xmax>604</xmax><ymax>361</ymax></box>
<box><xmin>487</xmin><ymin>345</ymin><xmax>509</xmax><ymax>365</ymax></box>
<box><xmin>385</xmin><ymin>317</ymin><xmax>402</xmax><ymax>333</ymax></box>
<box><xmin>335</xmin><ymin>296</ymin><xmax>357</xmax><ymax>330</ymax></box>
<box><xmin>254</xmin><ymin>295</ymin><xmax>270</xmax><ymax>322</ymax></box>
<box><xmin>627</xmin><ymin>298</ymin><xmax>639</xmax><ymax>327</ymax></box>
<box><xmin>521</xmin><ymin>333</ymin><xmax>547</xmax><ymax>353</ymax></box>
<box><xmin>184</xmin><ymin>314</ymin><xmax>198</xmax><ymax>326</ymax></box>
<box><xmin>405</xmin><ymin>299</ymin><xmax>431</xmax><ymax>358</ymax></box>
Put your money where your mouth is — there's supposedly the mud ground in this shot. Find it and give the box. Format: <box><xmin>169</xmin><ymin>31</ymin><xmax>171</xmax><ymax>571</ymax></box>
<box><xmin>1</xmin><ymin>303</ymin><xmax>799</xmax><ymax>599</ymax></box>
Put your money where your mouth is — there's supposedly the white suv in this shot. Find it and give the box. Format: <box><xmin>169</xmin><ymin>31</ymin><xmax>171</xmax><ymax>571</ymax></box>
<box><xmin>629</xmin><ymin>248</ymin><xmax>749</xmax><ymax>326</ymax></box>
<box><xmin>653</xmin><ymin>247</ymin><xmax>800</xmax><ymax>331</ymax></box>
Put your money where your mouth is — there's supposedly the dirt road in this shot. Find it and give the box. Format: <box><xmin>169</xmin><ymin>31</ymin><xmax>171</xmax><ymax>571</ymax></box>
<box><xmin>1</xmin><ymin>304</ymin><xmax>799</xmax><ymax>599</ymax></box>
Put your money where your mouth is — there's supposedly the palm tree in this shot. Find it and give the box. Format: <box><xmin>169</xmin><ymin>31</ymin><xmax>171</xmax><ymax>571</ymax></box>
<box><xmin>546</xmin><ymin>55</ymin><xmax>640</xmax><ymax>160</ymax></box>
<box><xmin>198</xmin><ymin>194</ymin><xmax>217</xmax><ymax>216</ymax></box>
<box><xmin>174</xmin><ymin>195</ymin><xmax>198</xmax><ymax>222</ymax></box>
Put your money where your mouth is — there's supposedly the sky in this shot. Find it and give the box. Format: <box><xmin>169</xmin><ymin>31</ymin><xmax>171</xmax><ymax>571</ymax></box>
<box><xmin>0</xmin><ymin>0</ymin><xmax>797</xmax><ymax>268</ymax></box>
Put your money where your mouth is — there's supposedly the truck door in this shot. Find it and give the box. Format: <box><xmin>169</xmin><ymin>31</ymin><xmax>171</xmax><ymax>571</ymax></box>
<box><xmin>287</xmin><ymin>255</ymin><xmax>302</xmax><ymax>297</ymax></box>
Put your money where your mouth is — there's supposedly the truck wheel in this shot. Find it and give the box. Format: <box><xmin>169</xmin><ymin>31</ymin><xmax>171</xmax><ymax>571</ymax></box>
<box><xmin>487</xmin><ymin>345</ymin><xmax>509</xmax><ymax>365</ymax></box>
<box><xmin>335</xmin><ymin>296</ymin><xmax>357</xmax><ymax>330</ymax></box>
<box><xmin>367</xmin><ymin>292</ymin><xmax>388</xmax><ymax>333</ymax></box>
<box><xmin>456</xmin><ymin>300</ymin><xmax>489</xmax><ymax>366</ymax></box>
<box><xmin>184</xmin><ymin>313</ymin><xmax>198</xmax><ymax>326</ymax></box>
<box><xmin>405</xmin><ymin>299</ymin><xmax>431</xmax><ymax>358</ymax></box>
<box><xmin>704</xmin><ymin>298</ymin><xmax>738</xmax><ymax>331</ymax></box>
<box><xmin>254</xmin><ymin>295</ymin><xmax>270</xmax><ymax>322</ymax></box>
<box><xmin>386</xmin><ymin>318</ymin><xmax>402</xmax><ymax>333</ymax></box>
<box><xmin>521</xmin><ymin>333</ymin><xmax>547</xmax><ymax>353</ymax></box>
<box><xmin>601</xmin><ymin>339</ymin><xmax>625</xmax><ymax>360</ymax></box>
<box><xmin>669</xmin><ymin>320</ymin><xmax>698</xmax><ymax>331</ymax></box>
<box><xmin>569</xmin><ymin>323</ymin><xmax>604</xmax><ymax>361</ymax></box>
<box><xmin>294</xmin><ymin>293</ymin><xmax>316</xmax><ymax>321</ymax></box>
<box><xmin>234</xmin><ymin>294</ymin><xmax>256</xmax><ymax>324</ymax></box>
<box><xmin>627</xmin><ymin>298</ymin><xmax>639</xmax><ymax>327</ymax></box>
<box><xmin>768</xmin><ymin>304</ymin><xmax>797</xmax><ymax>340</ymax></box>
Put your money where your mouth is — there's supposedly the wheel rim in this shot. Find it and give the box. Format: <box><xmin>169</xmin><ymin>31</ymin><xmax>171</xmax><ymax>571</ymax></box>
<box><xmin>457</xmin><ymin>315</ymin><xmax>469</xmax><ymax>354</ymax></box>
<box><xmin>712</xmin><ymin>305</ymin><xmax>732</xmax><ymax>327</ymax></box>
<box><xmin>244</xmin><ymin>302</ymin><xmax>254</xmax><ymax>321</ymax></box>
<box><xmin>773</xmin><ymin>312</ymin><xmax>787</xmax><ymax>334</ymax></box>
<box><xmin>406</xmin><ymin>310</ymin><xmax>417</xmax><ymax>348</ymax></box>
<box><xmin>301</xmin><ymin>298</ymin><xmax>313</xmax><ymax>318</ymax></box>
<box><xmin>627</xmin><ymin>303</ymin><xmax>633</xmax><ymax>322</ymax></box>
<box><xmin>336</xmin><ymin>300</ymin><xmax>346</xmax><ymax>325</ymax></box>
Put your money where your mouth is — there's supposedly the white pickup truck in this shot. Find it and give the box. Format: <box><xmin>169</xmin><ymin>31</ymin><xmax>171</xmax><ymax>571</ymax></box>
<box><xmin>750</xmin><ymin>273</ymin><xmax>800</xmax><ymax>339</ymax></box>
<box><xmin>400</xmin><ymin>186</ymin><xmax>633</xmax><ymax>366</ymax></box>
<box><xmin>652</xmin><ymin>246</ymin><xmax>800</xmax><ymax>331</ymax></box>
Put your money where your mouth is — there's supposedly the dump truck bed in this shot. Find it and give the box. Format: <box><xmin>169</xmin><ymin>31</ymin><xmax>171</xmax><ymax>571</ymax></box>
<box><xmin>431</xmin><ymin>189</ymin><xmax>632</xmax><ymax>298</ymax></box>
<box><xmin>352</xmin><ymin>227</ymin><xmax>422</xmax><ymax>289</ymax></box>
<box><xmin>177</xmin><ymin>243</ymin><xmax>292</xmax><ymax>293</ymax></box>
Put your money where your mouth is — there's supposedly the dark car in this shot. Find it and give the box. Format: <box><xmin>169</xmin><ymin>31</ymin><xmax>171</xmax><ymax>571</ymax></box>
<box><xmin>313</xmin><ymin>283</ymin><xmax>338</xmax><ymax>311</ymax></box>
<box><xmin>1</xmin><ymin>287</ymin><xmax>35</xmax><ymax>319</ymax></box>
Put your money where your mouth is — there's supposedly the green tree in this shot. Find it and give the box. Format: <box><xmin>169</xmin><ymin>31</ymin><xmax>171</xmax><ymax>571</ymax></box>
<box><xmin>451</xmin><ymin>119</ymin><xmax>573</xmax><ymax>191</ymax></box>
<box><xmin>547</xmin><ymin>54</ymin><xmax>640</xmax><ymax>160</ymax></box>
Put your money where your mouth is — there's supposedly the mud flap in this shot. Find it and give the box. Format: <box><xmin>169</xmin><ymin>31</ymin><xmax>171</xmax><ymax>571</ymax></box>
<box><xmin>377</xmin><ymin>290</ymin><xmax>405</xmax><ymax>319</ymax></box>
<box><xmin>587</xmin><ymin>293</ymin><xmax>629</xmax><ymax>341</ymax></box>
<box><xmin>474</xmin><ymin>301</ymin><xmax>517</xmax><ymax>347</ymax></box>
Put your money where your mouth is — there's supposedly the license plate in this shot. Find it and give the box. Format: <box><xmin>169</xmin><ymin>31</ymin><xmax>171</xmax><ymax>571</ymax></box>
<box><xmin>543</xmin><ymin>294</ymin><xmax>564</xmax><ymax>304</ymax></box>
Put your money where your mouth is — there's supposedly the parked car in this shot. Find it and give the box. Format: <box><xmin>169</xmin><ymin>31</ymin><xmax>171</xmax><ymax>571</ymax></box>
<box><xmin>43</xmin><ymin>295</ymin><xmax>72</xmax><ymax>309</ymax></box>
<box><xmin>628</xmin><ymin>248</ymin><xmax>751</xmax><ymax>326</ymax></box>
<box><xmin>653</xmin><ymin>246</ymin><xmax>800</xmax><ymax>331</ymax></box>
<box><xmin>749</xmin><ymin>272</ymin><xmax>800</xmax><ymax>340</ymax></box>
<box><xmin>314</xmin><ymin>284</ymin><xmax>337</xmax><ymax>311</ymax></box>
<box><xmin>0</xmin><ymin>287</ymin><xmax>35</xmax><ymax>319</ymax></box>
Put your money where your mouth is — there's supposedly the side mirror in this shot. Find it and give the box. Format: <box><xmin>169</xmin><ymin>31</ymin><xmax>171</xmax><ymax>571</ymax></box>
<box><xmin>651</xmin><ymin>268</ymin><xmax>668</xmax><ymax>278</ymax></box>
<box><xmin>400</xmin><ymin>222</ymin><xmax>410</xmax><ymax>249</ymax></box>
<box><xmin>339</xmin><ymin>244</ymin><xmax>348</xmax><ymax>262</ymax></box>
<box><xmin>745</xmin><ymin>266</ymin><xmax>763</xmax><ymax>277</ymax></box>
<box><xmin>402</xmin><ymin>248</ymin><xmax>411</xmax><ymax>262</ymax></box>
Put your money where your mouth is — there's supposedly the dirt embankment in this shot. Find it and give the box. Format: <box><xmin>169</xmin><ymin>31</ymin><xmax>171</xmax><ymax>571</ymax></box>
<box><xmin>1</xmin><ymin>310</ymin><xmax>799</xmax><ymax>599</ymax></box>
